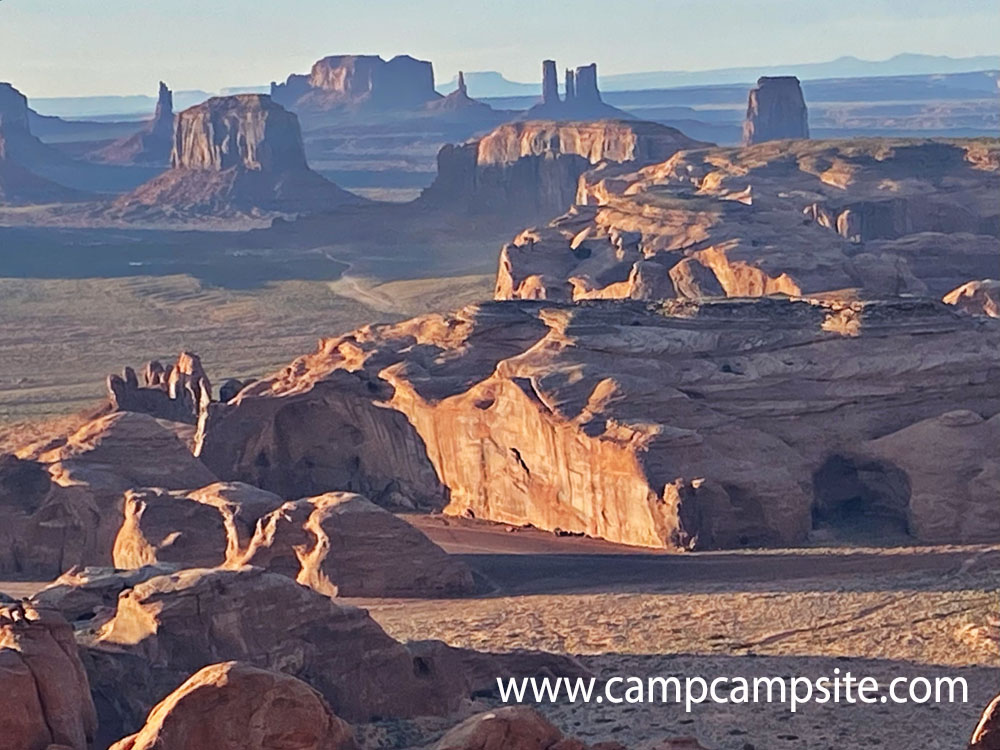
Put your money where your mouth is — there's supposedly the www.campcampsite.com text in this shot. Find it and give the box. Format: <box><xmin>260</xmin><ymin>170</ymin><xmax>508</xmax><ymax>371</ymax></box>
<box><xmin>497</xmin><ymin>670</ymin><xmax>968</xmax><ymax>713</ymax></box>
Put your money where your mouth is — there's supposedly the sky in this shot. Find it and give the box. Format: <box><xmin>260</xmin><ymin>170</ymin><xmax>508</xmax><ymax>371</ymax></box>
<box><xmin>1</xmin><ymin>0</ymin><xmax>998</xmax><ymax>97</ymax></box>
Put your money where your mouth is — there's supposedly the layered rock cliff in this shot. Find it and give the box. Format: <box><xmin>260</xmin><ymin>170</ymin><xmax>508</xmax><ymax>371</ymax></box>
<box><xmin>112</xmin><ymin>94</ymin><xmax>360</xmax><ymax>218</ymax></box>
<box><xmin>421</xmin><ymin>119</ymin><xmax>708</xmax><ymax>217</ymax></box>
<box><xmin>496</xmin><ymin>138</ymin><xmax>1000</xmax><ymax>302</ymax></box>
<box><xmin>195</xmin><ymin>297</ymin><xmax>1000</xmax><ymax>549</ymax></box>
<box><xmin>91</xmin><ymin>82</ymin><xmax>174</xmax><ymax>165</ymax></box>
<box><xmin>743</xmin><ymin>76</ymin><xmax>809</xmax><ymax>145</ymax></box>
<box><xmin>271</xmin><ymin>54</ymin><xmax>440</xmax><ymax>113</ymax></box>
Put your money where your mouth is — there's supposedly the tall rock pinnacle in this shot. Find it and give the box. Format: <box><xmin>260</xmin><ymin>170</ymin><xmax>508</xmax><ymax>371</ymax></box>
<box><xmin>564</xmin><ymin>69</ymin><xmax>576</xmax><ymax>102</ymax></box>
<box><xmin>542</xmin><ymin>60</ymin><xmax>559</xmax><ymax>105</ymax></box>
<box><xmin>742</xmin><ymin>76</ymin><xmax>809</xmax><ymax>145</ymax></box>
<box><xmin>574</xmin><ymin>63</ymin><xmax>601</xmax><ymax>104</ymax></box>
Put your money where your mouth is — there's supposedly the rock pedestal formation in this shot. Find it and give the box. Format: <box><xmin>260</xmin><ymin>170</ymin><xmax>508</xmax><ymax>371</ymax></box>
<box><xmin>195</xmin><ymin>297</ymin><xmax>1000</xmax><ymax>549</ymax></box>
<box><xmin>108</xmin><ymin>662</ymin><xmax>357</xmax><ymax>750</ymax></box>
<box><xmin>112</xmin><ymin>94</ymin><xmax>359</xmax><ymax>218</ymax></box>
<box><xmin>421</xmin><ymin>119</ymin><xmax>707</xmax><ymax>217</ymax></box>
<box><xmin>107</xmin><ymin>352</ymin><xmax>211</xmax><ymax>423</ymax></box>
<box><xmin>92</xmin><ymin>82</ymin><xmax>175</xmax><ymax>165</ymax></box>
<box><xmin>525</xmin><ymin>60</ymin><xmax>628</xmax><ymax>120</ymax></box>
<box><xmin>0</xmin><ymin>602</ymin><xmax>97</xmax><ymax>750</ymax></box>
<box><xmin>497</xmin><ymin>139</ymin><xmax>999</xmax><ymax>302</ymax></box>
<box><xmin>271</xmin><ymin>54</ymin><xmax>440</xmax><ymax>113</ymax></box>
<box><xmin>742</xmin><ymin>76</ymin><xmax>809</xmax><ymax>145</ymax></box>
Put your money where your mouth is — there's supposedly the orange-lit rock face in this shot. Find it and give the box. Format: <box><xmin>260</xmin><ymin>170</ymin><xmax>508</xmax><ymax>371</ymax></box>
<box><xmin>497</xmin><ymin>139</ymin><xmax>1000</xmax><ymax>303</ymax></box>
<box><xmin>944</xmin><ymin>279</ymin><xmax>1000</xmax><ymax>318</ymax></box>
<box><xmin>0</xmin><ymin>603</ymin><xmax>97</xmax><ymax>750</ymax></box>
<box><xmin>196</xmin><ymin>297</ymin><xmax>1000</xmax><ymax>549</ymax></box>
<box><xmin>108</xmin><ymin>662</ymin><xmax>357</xmax><ymax>750</ymax></box>
<box><xmin>421</xmin><ymin>119</ymin><xmax>708</xmax><ymax>218</ymax></box>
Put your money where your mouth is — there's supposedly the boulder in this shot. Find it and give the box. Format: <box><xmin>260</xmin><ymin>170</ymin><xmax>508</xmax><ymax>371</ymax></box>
<box><xmin>108</xmin><ymin>661</ymin><xmax>356</xmax><ymax>750</ymax></box>
<box><xmin>195</xmin><ymin>297</ymin><xmax>1000</xmax><ymax>549</ymax></box>
<box><xmin>742</xmin><ymin>76</ymin><xmax>809</xmax><ymax>145</ymax></box>
<box><xmin>435</xmin><ymin>707</ymin><xmax>563</xmax><ymax>750</ymax></box>
<box><xmin>0</xmin><ymin>602</ymin><xmax>97</xmax><ymax>750</ymax></box>
<box><xmin>84</xmin><ymin>567</ymin><xmax>467</xmax><ymax>727</ymax></box>
<box><xmin>944</xmin><ymin>279</ymin><xmax>1000</xmax><ymax>318</ymax></box>
<box><xmin>112</xmin><ymin>94</ymin><xmax>360</xmax><ymax>219</ymax></box>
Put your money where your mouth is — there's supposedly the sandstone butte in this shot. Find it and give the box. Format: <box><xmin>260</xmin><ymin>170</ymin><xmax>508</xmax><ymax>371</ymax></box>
<box><xmin>90</xmin><ymin>82</ymin><xmax>174</xmax><ymax>166</ymax></box>
<box><xmin>420</xmin><ymin>119</ymin><xmax>709</xmax><ymax>218</ymax></box>
<box><xmin>195</xmin><ymin>296</ymin><xmax>1000</xmax><ymax>550</ymax></box>
<box><xmin>742</xmin><ymin>76</ymin><xmax>809</xmax><ymax>146</ymax></box>
<box><xmin>111</xmin><ymin>94</ymin><xmax>361</xmax><ymax>219</ymax></box>
<box><xmin>494</xmin><ymin>138</ymin><xmax>999</xmax><ymax>302</ymax></box>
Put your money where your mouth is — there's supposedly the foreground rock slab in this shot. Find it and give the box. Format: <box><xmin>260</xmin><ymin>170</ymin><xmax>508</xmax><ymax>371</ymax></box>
<box><xmin>109</xmin><ymin>661</ymin><xmax>357</xmax><ymax>750</ymax></box>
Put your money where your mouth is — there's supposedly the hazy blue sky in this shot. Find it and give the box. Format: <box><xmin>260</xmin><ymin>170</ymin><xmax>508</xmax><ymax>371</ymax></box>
<box><xmin>2</xmin><ymin>0</ymin><xmax>998</xmax><ymax>97</ymax></box>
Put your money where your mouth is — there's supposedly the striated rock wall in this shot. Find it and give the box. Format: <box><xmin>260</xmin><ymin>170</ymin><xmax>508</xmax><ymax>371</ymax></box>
<box><xmin>743</xmin><ymin>75</ymin><xmax>809</xmax><ymax>145</ymax></box>
<box><xmin>271</xmin><ymin>54</ymin><xmax>439</xmax><ymax>112</ymax></box>
<box><xmin>421</xmin><ymin>119</ymin><xmax>707</xmax><ymax>217</ymax></box>
<box><xmin>195</xmin><ymin>298</ymin><xmax>1000</xmax><ymax>549</ymax></box>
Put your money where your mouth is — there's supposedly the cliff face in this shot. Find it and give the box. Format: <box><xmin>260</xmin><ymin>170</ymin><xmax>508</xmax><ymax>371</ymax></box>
<box><xmin>421</xmin><ymin>119</ymin><xmax>708</xmax><ymax>217</ymax></box>
<box><xmin>496</xmin><ymin>138</ymin><xmax>1000</xmax><ymax>302</ymax></box>
<box><xmin>91</xmin><ymin>82</ymin><xmax>174</xmax><ymax>165</ymax></box>
<box><xmin>743</xmin><ymin>76</ymin><xmax>809</xmax><ymax>145</ymax></box>
<box><xmin>195</xmin><ymin>298</ymin><xmax>1000</xmax><ymax>549</ymax></box>
<box><xmin>112</xmin><ymin>94</ymin><xmax>359</xmax><ymax>218</ymax></box>
<box><xmin>0</xmin><ymin>82</ymin><xmax>30</xmax><ymax>133</ymax></box>
<box><xmin>271</xmin><ymin>54</ymin><xmax>440</xmax><ymax>112</ymax></box>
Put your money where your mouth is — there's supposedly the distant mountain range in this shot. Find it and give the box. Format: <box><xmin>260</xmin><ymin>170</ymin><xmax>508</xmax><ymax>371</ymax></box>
<box><xmin>439</xmin><ymin>53</ymin><xmax>1000</xmax><ymax>97</ymax></box>
<box><xmin>26</xmin><ymin>53</ymin><xmax>1000</xmax><ymax>119</ymax></box>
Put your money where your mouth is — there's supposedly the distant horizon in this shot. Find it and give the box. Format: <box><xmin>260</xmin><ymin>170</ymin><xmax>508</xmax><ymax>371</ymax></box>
<box><xmin>20</xmin><ymin>51</ymin><xmax>1000</xmax><ymax>105</ymax></box>
<box><xmin>2</xmin><ymin>0</ymin><xmax>998</xmax><ymax>98</ymax></box>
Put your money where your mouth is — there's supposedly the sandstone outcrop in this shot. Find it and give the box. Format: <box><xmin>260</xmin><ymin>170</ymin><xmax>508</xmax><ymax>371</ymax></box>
<box><xmin>0</xmin><ymin>411</ymin><xmax>216</xmax><ymax>575</ymax></box>
<box><xmin>0</xmin><ymin>82</ymin><xmax>86</xmax><ymax>204</ymax></box>
<box><xmin>742</xmin><ymin>76</ymin><xmax>809</xmax><ymax>145</ymax></box>
<box><xmin>111</xmin><ymin>483</ymin><xmax>478</xmax><ymax>597</ymax></box>
<box><xmin>112</xmin><ymin>94</ymin><xmax>360</xmax><ymax>218</ymax></box>
<box><xmin>496</xmin><ymin>139</ymin><xmax>999</xmax><ymax>302</ymax></box>
<box><xmin>421</xmin><ymin>119</ymin><xmax>707</xmax><ymax>217</ymax></box>
<box><xmin>195</xmin><ymin>297</ymin><xmax>1000</xmax><ymax>549</ymax></box>
<box><xmin>271</xmin><ymin>54</ymin><xmax>440</xmax><ymax>113</ymax></box>
<box><xmin>525</xmin><ymin>60</ymin><xmax>629</xmax><ymax>121</ymax></box>
<box><xmin>425</xmin><ymin>71</ymin><xmax>496</xmax><ymax>116</ymax></box>
<box><xmin>107</xmin><ymin>352</ymin><xmax>211</xmax><ymax>423</ymax></box>
<box><xmin>108</xmin><ymin>661</ymin><xmax>357</xmax><ymax>750</ymax></box>
<box><xmin>92</xmin><ymin>82</ymin><xmax>174</xmax><ymax>165</ymax></box>
<box><xmin>971</xmin><ymin>693</ymin><xmax>1000</xmax><ymax>749</ymax></box>
<box><xmin>0</xmin><ymin>602</ymin><xmax>97</xmax><ymax>750</ymax></box>
<box><xmin>945</xmin><ymin>279</ymin><xmax>1000</xmax><ymax>318</ymax></box>
<box><xmin>83</xmin><ymin>567</ymin><xmax>469</xmax><ymax>728</ymax></box>
<box><xmin>33</xmin><ymin>564</ymin><xmax>179</xmax><ymax>623</ymax></box>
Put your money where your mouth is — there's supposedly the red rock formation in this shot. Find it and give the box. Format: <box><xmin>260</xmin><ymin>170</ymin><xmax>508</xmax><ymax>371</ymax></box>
<box><xmin>498</xmin><ymin>139</ymin><xmax>999</xmax><ymax>302</ymax></box>
<box><xmin>194</xmin><ymin>297</ymin><xmax>1000</xmax><ymax>549</ymax></box>
<box><xmin>0</xmin><ymin>602</ymin><xmax>97</xmax><ymax>750</ymax></box>
<box><xmin>425</xmin><ymin>70</ymin><xmax>496</xmax><ymax>116</ymax></box>
<box><xmin>542</xmin><ymin>60</ymin><xmax>560</xmax><ymax>106</ymax></box>
<box><xmin>112</xmin><ymin>94</ymin><xmax>360</xmax><ymax>219</ymax></box>
<box><xmin>742</xmin><ymin>76</ymin><xmax>809</xmax><ymax>145</ymax></box>
<box><xmin>84</xmin><ymin>567</ymin><xmax>469</xmax><ymax>724</ymax></box>
<box><xmin>91</xmin><ymin>82</ymin><xmax>174</xmax><ymax>165</ymax></box>
<box><xmin>971</xmin><ymin>693</ymin><xmax>1000</xmax><ymax>749</ymax></box>
<box><xmin>421</xmin><ymin>119</ymin><xmax>708</xmax><ymax>217</ymax></box>
<box><xmin>107</xmin><ymin>352</ymin><xmax>211</xmax><ymax>423</ymax></box>
<box><xmin>944</xmin><ymin>279</ymin><xmax>1000</xmax><ymax>318</ymax></box>
<box><xmin>109</xmin><ymin>662</ymin><xmax>357</xmax><ymax>750</ymax></box>
<box><xmin>271</xmin><ymin>54</ymin><xmax>440</xmax><ymax>112</ymax></box>
<box><xmin>111</xmin><ymin>483</ymin><xmax>478</xmax><ymax>597</ymax></box>
<box><xmin>525</xmin><ymin>60</ymin><xmax>628</xmax><ymax>120</ymax></box>
<box><xmin>0</xmin><ymin>411</ymin><xmax>216</xmax><ymax>575</ymax></box>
